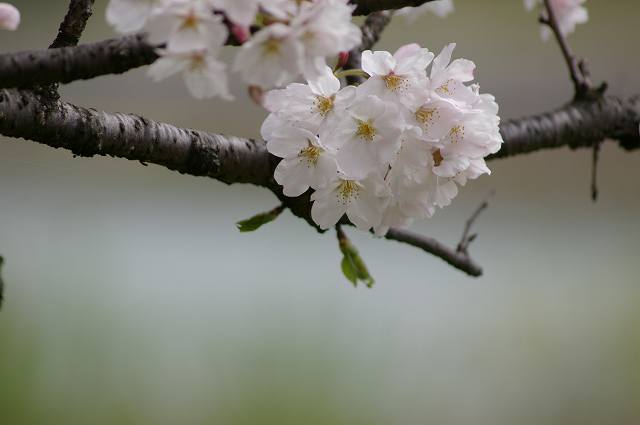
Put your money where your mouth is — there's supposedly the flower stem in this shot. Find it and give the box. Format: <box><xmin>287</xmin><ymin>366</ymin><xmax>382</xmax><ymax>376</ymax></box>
<box><xmin>334</xmin><ymin>68</ymin><xmax>369</xmax><ymax>80</ymax></box>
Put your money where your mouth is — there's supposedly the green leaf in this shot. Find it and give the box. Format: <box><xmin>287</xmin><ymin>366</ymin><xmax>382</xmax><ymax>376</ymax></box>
<box><xmin>338</xmin><ymin>231</ymin><xmax>375</xmax><ymax>288</ymax></box>
<box><xmin>236</xmin><ymin>206</ymin><xmax>283</xmax><ymax>233</ymax></box>
<box><xmin>341</xmin><ymin>255</ymin><xmax>358</xmax><ymax>286</ymax></box>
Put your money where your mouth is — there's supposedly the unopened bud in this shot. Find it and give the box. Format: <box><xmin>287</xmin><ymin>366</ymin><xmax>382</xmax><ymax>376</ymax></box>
<box><xmin>336</xmin><ymin>51</ymin><xmax>350</xmax><ymax>70</ymax></box>
<box><xmin>230</xmin><ymin>24</ymin><xmax>250</xmax><ymax>45</ymax></box>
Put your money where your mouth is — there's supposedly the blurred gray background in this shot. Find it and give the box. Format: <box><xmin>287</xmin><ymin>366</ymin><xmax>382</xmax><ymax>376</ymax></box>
<box><xmin>1</xmin><ymin>1</ymin><xmax>639</xmax><ymax>424</ymax></box>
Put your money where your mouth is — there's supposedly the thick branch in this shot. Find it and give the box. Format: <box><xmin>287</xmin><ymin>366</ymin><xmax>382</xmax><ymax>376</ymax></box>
<box><xmin>385</xmin><ymin>228</ymin><xmax>482</xmax><ymax>276</ymax></box>
<box><xmin>50</xmin><ymin>0</ymin><xmax>95</xmax><ymax>49</ymax></box>
<box><xmin>351</xmin><ymin>0</ymin><xmax>436</xmax><ymax>15</ymax></box>
<box><xmin>0</xmin><ymin>35</ymin><xmax>159</xmax><ymax>89</ymax></box>
<box><xmin>0</xmin><ymin>89</ymin><xmax>274</xmax><ymax>186</ymax></box>
<box><xmin>492</xmin><ymin>96</ymin><xmax>640</xmax><ymax>159</ymax></box>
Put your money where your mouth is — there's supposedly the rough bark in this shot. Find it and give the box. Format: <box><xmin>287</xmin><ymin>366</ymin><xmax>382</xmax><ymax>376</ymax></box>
<box><xmin>0</xmin><ymin>35</ymin><xmax>159</xmax><ymax>89</ymax></box>
<box><xmin>493</xmin><ymin>96</ymin><xmax>640</xmax><ymax>159</ymax></box>
<box><xmin>50</xmin><ymin>0</ymin><xmax>95</xmax><ymax>49</ymax></box>
<box><xmin>0</xmin><ymin>89</ymin><xmax>274</xmax><ymax>187</ymax></box>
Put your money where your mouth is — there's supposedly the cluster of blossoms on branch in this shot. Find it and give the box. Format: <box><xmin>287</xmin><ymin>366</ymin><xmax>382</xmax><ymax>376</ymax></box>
<box><xmin>262</xmin><ymin>44</ymin><xmax>503</xmax><ymax>235</ymax></box>
<box><xmin>106</xmin><ymin>0</ymin><xmax>361</xmax><ymax>99</ymax></box>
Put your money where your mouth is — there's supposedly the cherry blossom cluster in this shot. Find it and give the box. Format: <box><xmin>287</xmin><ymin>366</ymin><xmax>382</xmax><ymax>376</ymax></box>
<box><xmin>262</xmin><ymin>44</ymin><xmax>503</xmax><ymax>235</ymax></box>
<box><xmin>106</xmin><ymin>0</ymin><xmax>361</xmax><ymax>99</ymax></box>
<box><xmin>525</xmin><ymin>0</ymin><xmax>588</xmax><ymax>40</ymax></box>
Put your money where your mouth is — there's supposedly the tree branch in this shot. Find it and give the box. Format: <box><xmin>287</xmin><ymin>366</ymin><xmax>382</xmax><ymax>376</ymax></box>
<box><xmin>1</xmin><ymin>89</ymin><xmax>639</xmax><ymax>276</ymax></box>
<box><xmin>351</xmin><ymin>0</ymin><xmax>436</xmax><ymax>15</ymax></box>
<box><xmin>457</xmin><ymin>193</ymin><xmax>492</xmax><ymax>255</ymax></box>
<box><xmin>385</xmin><ymin>228</ymin><xmax>483</xmax><ymax>277</ymax></box>
<box><xmin>344</xmin><ymin>11</ymin><xmax>392</xmax><ymax>84</ymax></box>
<box><xmin>491</xmin><ymin>96</ymin><xmax>640</xmax><ymax>159</ymax></box>
<box><xmin>0</xmin><ymin>89</ymin><xmax>274</xmax><ymax>187</ymax></box>
<box><xmin>0</xmin><ymin>34</ymin><xmax>159</xmax><ymax>89</ymax></box>
<box><xmin>541</xmin><ymin>0</ymin><xmax>591</xmax><ymax>98</ymax></box>
<box><xmin>50</xmin><ymin>0</ymin><xmax>95</xmax><ymax>49</ymax></box>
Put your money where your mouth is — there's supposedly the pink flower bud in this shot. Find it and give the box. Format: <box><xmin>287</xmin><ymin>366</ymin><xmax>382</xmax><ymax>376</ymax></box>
<box><xmin>230</xmin><ymin>24</ymin><xmax>250</xmax><ymax>45</ymax></box>
<box><xmin>336</xmin><ymin>51</ymin><xmax>350</xmax><ymax>70</ymax></box>
<box><xmin>0</xmin><ymin>3</ymin><xmax>19</xmax><ymax>31</ymax></box>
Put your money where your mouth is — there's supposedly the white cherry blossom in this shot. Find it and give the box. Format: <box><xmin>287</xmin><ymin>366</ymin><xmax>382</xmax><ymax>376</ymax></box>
<box><xmin>324</xmin><ymin>95</ymin><xmax>402</xmax><ymax>180</ymax></box>
<box><xmin>291</xmin><ymin>0</ymin><xmax>361</xmax><ymax>80</ymax></box>
<box><xmin>233</xmin><ymin>23</ymin><xmax>303</xmax><ymax>88</ymax></box>
<box><xmin>428</xmin><ymin>43</ymin><xmax>477</xmax><ymax>106</ymax></box>
<box><xmin>265</xmin><ymin>126</ymin><xmax>338</xmax><ymax>197</ymax></box>
<box><xmin>146</xmin><ymin>1</ymin><xmax>227</xmax><ymax>52</ymax></box>
<box><xmin>263</xmin><ymin>65</ymin><xmax>356</xmax><ymax>133</ymax></box>
<box><xmin>0</xmin><ymin>2</ymin><xmax>18</xmax><ymax>31</ymax></box>
<box><xmin>207</xmin><ymin>0</ymin><xmax>259</xmax><ymax>26</ymax></box>
<box><xmin>311</xmin><ymin>172</ymin><xmax>390</xmax><ymax>231</ymax></box>
<box><xmin>359</xmin><ymin>44</ymin><xmax>434</xmax><ymax>110</ymax></box>
<box><xmin>106</xmin><ymin>0</ymin><xmax>166</xmax><ymax>33</ymax></box>
<box><xmin>525</xmin><ymin>0</ymin><xmax>588</xmax><ymax>40</ymax></box>
<box><xmin>148</xmin><ymin>48</ymin><xmax>232</xmax><ymax>99</ymax></box>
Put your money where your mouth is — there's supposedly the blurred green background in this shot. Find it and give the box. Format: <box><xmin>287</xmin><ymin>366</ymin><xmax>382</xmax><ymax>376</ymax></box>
<box><xmin>1</xmin><ymin>1</ymin><xmax>640</xmax><ymax>424</ymax></box>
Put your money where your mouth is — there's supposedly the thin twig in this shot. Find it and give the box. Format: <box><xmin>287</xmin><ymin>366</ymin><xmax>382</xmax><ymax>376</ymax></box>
<box><xmin>385</xmin><ymin>228</ymin><xmax>483</xmax><ymax>277</ymax></box>
<box><xmin>457</xmin><ymin>191</ymin><xmax>494</xmax><ymax>255</ymax></box>
<box><xmin>541</xmin><ymin>0</ymin><xmax>591</xmax><ymax>97</ymax></box>
<box><xmin>50</xmin><ymin>0</ymin><xmax>95</xmax><ymax>49</ymax></box>
<box><xmin>344</xmin><ymin>10</ymin><xmax>392</xmax><ymax>85</ymax></box>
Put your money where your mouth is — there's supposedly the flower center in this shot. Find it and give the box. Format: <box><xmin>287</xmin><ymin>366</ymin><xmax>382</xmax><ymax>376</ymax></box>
<box><xmin>180</xmin><ymin>11</ymin><xmax>199</xmax><ymax>30</ymax></box>
<box><xmin>415</xmin><ymin>107</ymin><xmax>438</xmax><ymax>127</ymax></box>
<box><xmin>436</xmin><ymin>79</ymin><xmax>454</xmax><ymax>96</ymax></box>
<box><xmin>314</xmin><ymin>95</ymin><xmax>334</xmax><ymax>117</ymax></box>
<box><xmin>188</xmin><ymin>52</ymin><xmax>206</xmax><ymax>70</ymax></box>
<box><xmin>383</xmin><ymin>73</ymin><xmax>405</xmax><ymax>91</ymax></box>
<box><xmin>448</xmin><ymin>124</ymin><xmax>464</xmax><ymax>143</ymax></box>
<box><xmin>298</xmin><ymin>143</ymin><xmax>322</xmax><ymax>165</ymax></box>
<box><xmin>337</xmin><ymin>180</ymin><xmax>360</xmax><ymax>203</ymax></box>
<box><xmin>355</xmin><ymin>119</ymin><xmax>376</xmax><ymax>142</ymax></box>
<box><xmin>263</xmin><ymin>38</ymin><xmax>281</xmax><ymax>55</ymax></box>
<box><xmin>432</xmin><ymin>149</ymin><xmax>443</xmax><ymax>166</ymax></box>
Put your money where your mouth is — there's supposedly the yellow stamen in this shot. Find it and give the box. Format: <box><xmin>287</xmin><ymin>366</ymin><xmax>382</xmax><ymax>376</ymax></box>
<box><xmin>355</xmin><ymin>119</ymin><xmax>376</xmax><ymax>142</ymax></box>
<box><xmin>263</xmin><ymin>38</ymin><xmax>281</xmax><ymax>55</ymax></box>
<box><xmin>436</xmin><ymin>79</ymin><xmax>454</xmax><ymax>95</ymax></box>
<box><xmin>337</xmin><ymin>180</ymin><xmax>359</xmax><ymax>203</ymax></box>
<box><xmin>298</xmin><ymin>143</ymin><xmax>322</xmax><ymax>166</ymax></box>
<box><xmin>448</xmin><ymin>124</ymin><xmax>464</xmax><ymax>144</ymax></box>
<box><xmin>382</xmin><ymin>73</ymin><xmax>406</xmax><ymax>91</ymax></box>
<box><xmin>314</xmin><ymin>95</ymin><xmax>334</xmax><ymax>117</ymax></box>
<box><xmin>189</xmin><ymin>52</ymin><xmax>206</xmax><ymax>70</ymax></box>
<box><xmin>415</xmin><ymin>107</ymin><xmax>438</xmax><ymax>127</ymax></box>
<box><xmin>180</xmin><ymin>12</ymin><xmax>199</xmax><ymax>30</ymax></box>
